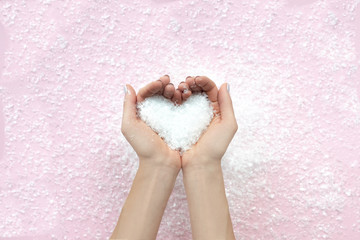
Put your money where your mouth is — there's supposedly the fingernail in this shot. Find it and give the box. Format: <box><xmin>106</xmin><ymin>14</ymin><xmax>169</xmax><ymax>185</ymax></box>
<box><xmin>157</xmin><ymin>79</ymin><xmax>164</xmax><ymax>87</ymax></box>
<box><xmin>183</xmin><ymin>89</ymin><xmax>189</xmax><ymax>94</ymax></box>
<box><xmin>194</xmin><ymin>76</ymin><xmax>200</xmax><ymax>85</ymax></box>
<box><xmin>164</xmin><ymin>74</ymin><xmax>170</xmax><ymax>78</ymax></box>
<box><xmin>227</xmin><ymin>83</ymin><xmax>230</xmax><ymax>93</ymax></box>
<box><xmin>186</xmin><ymin>76</ymin><xmax>192</xmax><ymax>79</ymax></box>
<box><xmin>124</xmin><ymin>85</ymin><xmax>129</xmax><ymax>95</ymax></box>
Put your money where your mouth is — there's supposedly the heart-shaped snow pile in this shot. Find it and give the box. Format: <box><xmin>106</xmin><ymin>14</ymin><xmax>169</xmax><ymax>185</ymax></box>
<box><xmin>137</xmin><ymin>93</ymin><xmax>214</xmax><ymax>152</ymax></box>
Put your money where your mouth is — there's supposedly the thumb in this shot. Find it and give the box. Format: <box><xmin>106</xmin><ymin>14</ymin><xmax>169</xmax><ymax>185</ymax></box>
<box><xmin>218</xmin><ymin>83</ymin><xmax>237</xmax><ymax>127</ymax></box>
<box><xmin>122</xmin><ymin>84</ymin><xmax>137</xmax><ymax>132</ymax></box>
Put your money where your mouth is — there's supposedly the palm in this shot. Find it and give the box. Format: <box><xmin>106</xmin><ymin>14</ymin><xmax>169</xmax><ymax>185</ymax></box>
<box><xmin>122</xmin><ymin>75</ymin><xmax>182</xmax><ymax>169</ymax></box>
<box><xmin>180</xmin><ymin>76</ymin><xmax>222</xmax><ymax>167</ymax></box>
<box><xmin>181</xmin><ymin>115</ymin><xmax>223</xmax><ymax>167</ymax></box>
<box><xmin>123</xmin><ymin>75</ymin><xmax>233</xmax><ymax>170</ymax></box>
<box><xmin>132</xmin><ymin>119</ymin><xmax>181</xmax><ymax>168</ymax></box>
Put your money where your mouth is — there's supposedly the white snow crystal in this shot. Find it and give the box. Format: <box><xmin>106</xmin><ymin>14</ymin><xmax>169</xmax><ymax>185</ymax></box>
<box><xmin>137</xmin><ymin>93</ymin><xmax>214</xmax><ymax>152</ymax></box>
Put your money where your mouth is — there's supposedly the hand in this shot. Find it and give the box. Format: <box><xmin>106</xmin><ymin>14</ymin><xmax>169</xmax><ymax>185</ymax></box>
<box><xmin>181</xmin><ymin>76</ymin><xmax>238</xmax><ymax>169</ymax></box>
<box><xmin>180</xmin><ymin>76</ymin><xmax>237</xmax><ymax>240</ymax></box>
<box><xmin>116</xmin><ymin>75</ymin><xmax>237</xmax><ymax>240</ymax></box>
<box><xmin>121</xmin><ymin>75</ymin><xmax>181</xmax><ymax>170</ymax></box>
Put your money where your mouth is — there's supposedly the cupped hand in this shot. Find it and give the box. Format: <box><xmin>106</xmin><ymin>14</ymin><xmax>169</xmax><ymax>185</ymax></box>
<box><xmin>181</xmin><ymin>76</ymin><xmax>238</xmax><ymax>169</ymax></box>
<box><xmin>121</xmin><ymin>75</ymin><xmax>182</xmax><ymax>170</ymax></box>
<box><xmin>121</xmin><ymin>75</ymin><xmax>237</xmax><ymax>170</ymax></box>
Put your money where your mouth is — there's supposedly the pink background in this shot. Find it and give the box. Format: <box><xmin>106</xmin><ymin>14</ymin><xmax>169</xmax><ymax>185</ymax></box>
<box><xmin>1</xmin><ymin>0</ymin><xmax>360</xmax><ymax>239</ymax></box>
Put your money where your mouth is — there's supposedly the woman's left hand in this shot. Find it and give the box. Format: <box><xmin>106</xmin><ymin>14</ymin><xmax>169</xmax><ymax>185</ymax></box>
<box><xmin>121</xmin><ymin>75</ymin><xmax>181</xmax><ymax>170</ymax></box>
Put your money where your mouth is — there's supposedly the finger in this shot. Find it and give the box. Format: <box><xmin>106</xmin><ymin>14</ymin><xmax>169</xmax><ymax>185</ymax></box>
<box><xmin>159</xmin><ymin>75</ymin><xmax>170</xmax><ymax>85</ymax></box>
<box><xmin>185</xmin><ymin>76</ymin><xmax>202</xmax><ymax>92</ymax></box>
<box><xmin>137</xmin><ymin>80</ymin><xmax>163</xmax><ymax>102</ymax></box>
<box><xmin>163</xmin><ymin>83</ymin><xmax>175</xmax><ymax>99</ymax></box>
<box><xmin>218</xmin><ymin>83</ymin><xmax>236</xmax><ymax>127</ymax></box>
<box><xmin>122</xmin><ymin>84</ymin><xmax>137</xmax><ymax>132</ymax></box>
<box><xmin>182</xmin><ymin>89</ymin><xmax>192</xmax><ymax>102</ymax></box>
<box><xmin>158</xmin><ymin>75</ymin><xmax>170</xmax><ymax>94</ymax></box>
<box><xmin>194</xmin><ymin>76</ymin><xmax>218</xmax><ymax>103</ymax></box>
<box><xmin>172</xmin><ymin>89</ymin><xmax>182</xmax><ymax>104</ymax></box>
<box><xmin>178</xmin><ymin>81</ymin><xmax>192</xmax><ymax>101</ymax></box>
<box><xmin>178</xmin><ymin>82</ymin><xmax>188</xmax><ymax>92</ymax></box>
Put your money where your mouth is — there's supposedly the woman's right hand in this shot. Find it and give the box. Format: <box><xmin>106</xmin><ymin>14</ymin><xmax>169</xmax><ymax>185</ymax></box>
<box><xmin>181</xmin><ymin>76</ymin><xmax>238</xmax><ymax>169</ymax></box>
<box><xmin>181</xmin><ymin>76</ymin><xmax>237</xmax><ymax>240</ymax></box>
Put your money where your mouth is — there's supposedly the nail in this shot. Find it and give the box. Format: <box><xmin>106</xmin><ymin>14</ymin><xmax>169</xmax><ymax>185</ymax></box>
<box><xmin>227</xmin><ymin>83</ymin><xmax>230</xmax><ymax>93</ymax></box>
<box><xmin>183</xmin><ymin>89</ymin><xmax>189</xmax><ymax>94</ymax></box>
<box><xmin>157</xmin><ymin>79</ymin><xmax>164</xmax><ymax>87</ymax></box>
<box><xmin>194</xmin><ymin>76</ymin><xmax>200</xmax><ymax>85</ymax></box>
<box><xmin>124</xmin><ymin>85</ymin><xmax>128</xmax><ymax>95</ymax></box>
<box><xmin>164</xmin><ymin>74</ymin><xmax>170</xmax><ymax>78</ymax></box>
<box><xmin>186</xmin><ymin>76</ymin><xmax>192</xmax><ymax>79</ymax></box>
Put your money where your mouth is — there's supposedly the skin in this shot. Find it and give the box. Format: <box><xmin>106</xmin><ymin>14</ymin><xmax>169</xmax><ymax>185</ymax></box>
<box><xmin>111</xmin><ymin>75</ymin><xmax>237</xmax><ymax>240</ymax></box>
<box><xmin>182</xmin><ymin>76</ymin><xmax>238</xmax><ymax>240</ymax></box>
<box><xmin>110</xmin><ymin>75</ymin><xmax>181</xmax><ymax>240</ymax></box>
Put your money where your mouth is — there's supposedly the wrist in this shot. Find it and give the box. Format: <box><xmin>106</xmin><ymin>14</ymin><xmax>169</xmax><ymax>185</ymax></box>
<box><xmin>139</xmin><ymin>157</ymin><xmax>180</xmax><ymax>177</ymax></box>
<box><xmin>182</xmin><ymin>161</ymin><xmax>234</xmax><ymax>240</ymax></box>
<box><xmin>134</xmin><ymin>160</ymin><xmax>180</xmax><ymax>200</ymax></box>
<box><xmin>114</xmin><ymin>156</ymin><xmax>179</xmax><ymax>239</ymax></box>
<box><xmin>182</xmin><ymin>159</ymin><xmax>223</xmax><ymax>183</ymax></box>
<box><xmin>182</xmin><ymin>161</ymin><xmax>222</xmax><ymax>176</ymax></box>
<box><xmin>139</xmin><ymin>152</ymin><xmax>181</xmax><ymax>172</ymax></box>
<box><xmin>182</xmin><ymin>153</ymin><xmax>222</xmax><ymax>173</ymax></box>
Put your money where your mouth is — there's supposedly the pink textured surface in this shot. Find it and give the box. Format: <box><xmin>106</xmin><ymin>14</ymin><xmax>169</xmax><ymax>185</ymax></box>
<box><xmin>0</xmin><ymin>0</ymin><xmax>360</xmax><ymax>239</ymax></box>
